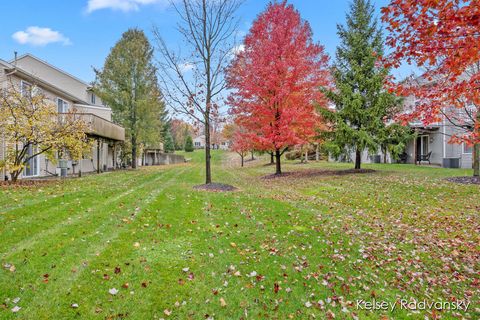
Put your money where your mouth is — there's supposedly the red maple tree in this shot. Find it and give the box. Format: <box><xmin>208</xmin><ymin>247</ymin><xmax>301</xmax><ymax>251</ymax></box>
<box><xmin>231</xmin><ymin>131</ymin><xmax>251</xmax><ymax>167</ymax></box>
<box><xmin>382</xmin><ymin>0</ymin><xmax>480</xmax><ymax>175</ymax></box>
<box><xmin>227</xmin><ymin>1</ymin><xmax>330</xmax><ymax>175</ymax></box>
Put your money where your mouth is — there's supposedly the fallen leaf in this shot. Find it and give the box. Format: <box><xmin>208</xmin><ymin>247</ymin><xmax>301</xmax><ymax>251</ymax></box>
<box><xmin>109</xmin><ymin>288</ymin><xmax>119</xmax><ymax>295</ymax></box>
<box><xmin>220</xmin><ymin>297</ymin><xmax>227</xmax><ymax>307</ymax></box>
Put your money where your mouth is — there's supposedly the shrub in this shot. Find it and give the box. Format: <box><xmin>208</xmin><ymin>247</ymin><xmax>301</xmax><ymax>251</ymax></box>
<box><xmin>184</xmin><ymin>136</ymin><xmax>194</xmax><ymax>152</ymax></box>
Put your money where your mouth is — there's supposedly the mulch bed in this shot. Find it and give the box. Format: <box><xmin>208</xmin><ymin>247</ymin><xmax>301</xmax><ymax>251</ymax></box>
<box><xmin>262</xmin><ymin>168</ymin><xmax>376</xmax><ymax>180</ymax></box>
<box><xmin>0</xmin><ymin>179</ymin><xmax>61</xmax><ymax>189</ymax></box>
<box><xmin>193</xmin><ymin>183</ymin><xmax>238</xmax><ymax>192</ymax></box>
<box><xmin>445</xmin><ymin>176</ymin><xmax>480</xmax><ymax>185</ymax></box>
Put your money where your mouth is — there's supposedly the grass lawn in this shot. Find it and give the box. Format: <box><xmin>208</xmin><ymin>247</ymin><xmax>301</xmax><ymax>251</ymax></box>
<box><xmin>0</xmin><ymin>151</ymin><xmax>478</xmax><ymax>319</ymax></box>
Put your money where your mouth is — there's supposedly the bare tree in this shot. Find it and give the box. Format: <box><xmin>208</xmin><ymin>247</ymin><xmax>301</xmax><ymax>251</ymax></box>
<box><xmin>154</xmin><ymin>0</ymin><xmax>242</xmax><ymax>185</ymax></box>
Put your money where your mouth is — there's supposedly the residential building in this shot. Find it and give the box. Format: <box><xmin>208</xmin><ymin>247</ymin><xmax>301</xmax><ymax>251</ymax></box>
<box><xmin>192</xmin><ymin>134</ymin><xmax>230</xmax><ymax>150</ymax></box>
<box><xmin>193</xmin><ymin>135</ymin><xmax>206</xmax><ymax>149</ymax></box>
<box><xmin>400</xmin><ymin>97</ymin><xmax>474</xmax><ymax>169</ymax></box>
<box><xmin>335</xmin><ymin>102</ymin><xmax>474</xmax><ymax>169</ymax></box>
<box><xmin>0</xmin><ymin>53</ymin><xmax>125</xmax><ymax>180</ymax></box>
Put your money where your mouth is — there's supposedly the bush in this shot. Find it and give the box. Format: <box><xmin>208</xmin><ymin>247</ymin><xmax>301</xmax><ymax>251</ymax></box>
<box><xmin>184</xmin><ymin>136</ymin><xmax>194</xmax><ymax>152</ymax></box>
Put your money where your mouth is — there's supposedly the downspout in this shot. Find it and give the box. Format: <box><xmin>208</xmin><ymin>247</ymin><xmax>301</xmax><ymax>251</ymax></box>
<box><xmin>442</xmin><ymin>111</ymin><xmax>446</xmax><ymax>160</ymax></box>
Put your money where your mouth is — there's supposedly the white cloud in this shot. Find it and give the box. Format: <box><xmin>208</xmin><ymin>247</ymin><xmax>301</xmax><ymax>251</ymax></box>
<box><xmin>231</xmin><ymin>44</ymin><xmax>245</xmax><ymax>55</ymax></box>
<box><xmin>86</xmin><ymin>0</ymin><xmax>169</xmax><ymax>13</ymax></box>
<box><xmin>179</xmin><ymin>62</ymin><xmax>195</xmax><ymax>73</ymax></box>
<box><xmin>12</xmin><ymin>27</ymin><xmax>71</xmax><ymax>47</ymax></box>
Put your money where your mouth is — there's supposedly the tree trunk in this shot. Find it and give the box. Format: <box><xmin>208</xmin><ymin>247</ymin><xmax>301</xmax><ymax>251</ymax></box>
<box><xmin>251</xmin><ymin>150</ymin><xmax>254</xmax><ymax>161</ymax></box>
<box><xmin>383</xmin><ymin>146</ymin><xmax>387</xmax><ymax>164</ymax></box>
<box><xmin>241</xmin><ymin>155</ymin><xmax>244</xmax><ymax>167</ymax></box>
<box><xmin>275</xmin><ymin>149</ymin><xmax>282</xmax><ymax>175</ymax></box>
<box><xmin>131</xmin><ymin>137</ymin><xmax>137</xmax><ymax>169</ymax></box>
<box><xmin>473</xmin><ymin>143</ymin><xmax>479</xmax><ymax>177</ymax></box>
<box><xmin>413</xmin><ymin>130</ymin><xmax>418</xmax><ymax>165</ymax></box>
<box><xmin>11</xmin><ymin>170</ymin><xmax>20</xmax><ymax>182</ymax></box>
<box><xmin>270</xmin><ymin>152</ymin><xmax>275</xmax><ymax>164</ymax></box>
<box><xmin>355</xmin><ymin>148</ymin><xmax>361</xmax><ymax>170</ymax></box>
<box><xmin>97</xmin><ymin>139</ymin><xmax>101</xmax><ymax>173</ymax></box>
<box><xmin>304</xmin><ymin>150</ymin><xmax>308</xmax><ymax>163</ymax></box>
<box><xmin>315</xmin><ymin>144</ymin><xmax>319</xmax><ymax>161</ymax></box>
<box><xmin>205</xmin><ymin>119</ymin><xmax>212</xmax><ymax>184</ymax></box>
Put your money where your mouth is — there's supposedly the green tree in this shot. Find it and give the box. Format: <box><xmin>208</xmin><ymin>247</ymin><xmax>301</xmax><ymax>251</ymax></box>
<box><xmin>378</xmin><ymin>123</ymin><xmax>414</xmax><ymax>163</ymax></box>
<box><xmin>163</xmin><ymin>121</ymin><xmax>175</xmax><ymax>153</ymax></box>
<box><xmin>94</xmin><ymin>29</ymin><xmax>165</xmax><ymax>168</ymax></box>
<box><xmin>320</xmin><ymin>0</ymin><xmax>396</xmax><ymax>169</ymax></box>
<box><xmin>184</xmin><ymin>136</ymin><xmax>194</xmax><ymax>152</ymax></box>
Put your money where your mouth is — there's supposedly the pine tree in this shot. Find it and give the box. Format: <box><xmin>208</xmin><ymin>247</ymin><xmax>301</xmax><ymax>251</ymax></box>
<box><xmin>320</xmin><ymin>0</ymin><xmax>396</xmax><ymax>169</ymax></box>
<box><xmin>162</xmin><ymin>121</ymin><xmax>175</xmax><ymax>153</ymax></box>
<box><xmin>184</xmin><ymin>136</ymin><xmax>194</xmax><ymax>152</ymax></box>
<box><xmin>94</xmin><ymin>29</ymin><xmax>165</xmax><ymax>168</ymax></box>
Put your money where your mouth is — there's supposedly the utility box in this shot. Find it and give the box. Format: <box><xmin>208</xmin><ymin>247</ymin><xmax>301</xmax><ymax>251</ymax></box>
<box><xmin>442</xmin><ymin>158</ymin><xmax>460</xmax><ymax>168</ymax></box>
<box><xmin>58</xmin><ymin>159</ymin><xmax>68</xmax><ymax>177</ymax></box>
<box><xmin>58</xmin><ymin>159</ymin><xmax>68</xmax><ymax>169</ymax></box>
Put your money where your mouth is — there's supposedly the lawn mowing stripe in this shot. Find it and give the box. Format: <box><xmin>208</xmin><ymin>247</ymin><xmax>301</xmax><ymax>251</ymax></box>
<box><xmin>0</xmin><ymin>170</ymin><xmax>148</xmax><ymax>217</ymax></box>
<box><xmin>0</xmin><ymin>171</ymin><xmax>149</xmax><ymax>240</ymax></box>
<box><xmin>0</xmin><ymin>168</ymin><xmax>180</xmax><ymax>258</ymax></box>
<box><xmin>0</xmin><ymin>171</ymin><xmax>165</xmax><ymax>258</ymax></box>
<box><xmin>0</xmin><ymin>166</ymin><xmax>186</xmax><ymax>318</ymax></box>
<box><xmin>57</xmin><ymin>165</ymin><xmax>213</xmax><ymax>318</ymax></box>
<box><xmin>8</xmin><ymin>166</ymin><xmax>190</xmax><ymax>318</ymax></box>
<box><xmin>0</xmin><ymin>171</ymin><xmax>141</xmax><ymax>211</ymax></box>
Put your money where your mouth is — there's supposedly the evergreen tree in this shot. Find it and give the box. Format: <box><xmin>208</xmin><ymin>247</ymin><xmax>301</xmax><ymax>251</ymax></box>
<box><xmin>162</xmin><ymin>121</ymin><xmax>175</xmax><ymax>153</ymax></box>
<box><xmin>94</xmin><ymin>29</ymin><xmax>165</xmax><ymax>168</ymax></box>
<box><xmin>184</xmin><ymin>136</ymin><xmax>194</xmax><ymax>152</ymax></box>
<box><xmin>320</xmin><ymin>0</ymin><xmax>396</xmax><ymax>169</ymax></box>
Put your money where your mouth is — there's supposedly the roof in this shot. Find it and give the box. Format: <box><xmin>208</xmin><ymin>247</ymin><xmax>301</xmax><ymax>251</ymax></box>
<box><xmin>11</xmin><ymin>53</ymin><xmax>92</xmax><ymax>88</ymax></box>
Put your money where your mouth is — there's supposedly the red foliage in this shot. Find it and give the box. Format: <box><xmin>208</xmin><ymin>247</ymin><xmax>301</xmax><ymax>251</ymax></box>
<box><xmin>227</xmin><ymin>1</ymin><xmax>331</xmax><ymax>153</ymax></box>
<box><xmin>382</xmin><ymin>0</ymin><xmax>480</xmax><ymax>144</ymax></box>
<box><xmin>231</xmin><ymin>131</ymin><xmax>251</xmax><ymax>156</ymax></box>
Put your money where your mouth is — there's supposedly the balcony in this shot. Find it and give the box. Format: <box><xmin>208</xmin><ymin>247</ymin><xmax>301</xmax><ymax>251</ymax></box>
<box><xmin>60</xmin><ymin>113</ymin><xmax>125</xmax><ymax>141</ymax></box>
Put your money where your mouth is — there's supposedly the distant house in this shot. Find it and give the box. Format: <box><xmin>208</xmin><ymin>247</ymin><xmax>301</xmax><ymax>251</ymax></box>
<box><xmin>0</xmin><ymin>53</ymin><xmax>126</xmax><ymax>179</ymax></box>
<box><xmin>193</xmin><ymin>135</ymin><xmax>206</xmax><ymax>149</ymax></box>
<box><xmin>193</xmin><ymin>134</ymin><xmax>231</xmax><ymax>150</ymax></box>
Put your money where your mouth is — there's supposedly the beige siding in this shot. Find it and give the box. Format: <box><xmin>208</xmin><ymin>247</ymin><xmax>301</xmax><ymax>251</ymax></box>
<box><xmin>5</xmin><ymin>73</ymin><xmax>75</xmax><ymax>111</ymax></box>
<box><xmin>73</xmin><ymin>105</ymin><xmax>112</xmax><ymax>121</ymax></box>
<box><xmin>14</xmin><ymin>55</ymin><xmax>105</xmax><ymax>107</ymax></box>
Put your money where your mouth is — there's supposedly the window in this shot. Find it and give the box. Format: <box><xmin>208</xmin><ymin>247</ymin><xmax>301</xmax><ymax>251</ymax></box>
<box><xmin>91</xmin><ymin>93</ymin><xmax>96</xmax><ymax>104</ymax></box>
<box><xmin>20</xmin><ymin>80</ymin><xmax>31</xmax><ymax>97</ymax></box>
<box><xmin>57</xmin><ymin>98</ymin><xmax>69</xmax><ymax>113</ymax></box>
<box><xmin>463</xmin><ymin>143</ymin><xmax>473</xmax><ymax>154</ymax></box>
<box><xmin>24</xmin><ymin>145</ymin><xmax>39</xmax><ymax>177</ymax></box>
<box><xmin>194</xmin><ymin>142</ymin><xmax>201</xmax><ymax>147</ymax></box>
